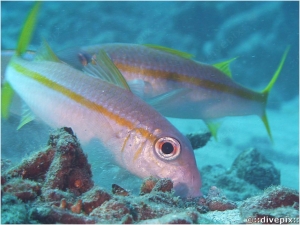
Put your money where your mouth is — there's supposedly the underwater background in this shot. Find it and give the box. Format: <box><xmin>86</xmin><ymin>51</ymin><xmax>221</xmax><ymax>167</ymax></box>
<box><xmin>1</xmin><ymin>1</ymin><xmax>299</xmax><ymax>223</ymax></box>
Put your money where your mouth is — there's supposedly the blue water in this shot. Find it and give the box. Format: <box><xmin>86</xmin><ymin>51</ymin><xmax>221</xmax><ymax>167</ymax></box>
<box><xmin>1</xmin><ymin>0</ymin><xmax>299</xmax><ymax>205</ymax></box>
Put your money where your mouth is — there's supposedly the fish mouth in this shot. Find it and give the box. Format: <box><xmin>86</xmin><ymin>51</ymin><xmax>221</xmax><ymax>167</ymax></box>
<box><xmin>172</xmin><ymin>168</ymin><xmax>202</xmax><ymax>198</ymax></box>
<box><xmin>173</xmin><ymin>182</ymin><xmax>202</xmax><ymax>198</ymax></box>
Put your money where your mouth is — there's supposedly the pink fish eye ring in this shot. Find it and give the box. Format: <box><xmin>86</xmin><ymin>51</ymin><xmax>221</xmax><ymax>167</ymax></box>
<box><xmin>154</xmin><ymin>137</ymin><xmax>181</xmax><ymax>160</ymax></box>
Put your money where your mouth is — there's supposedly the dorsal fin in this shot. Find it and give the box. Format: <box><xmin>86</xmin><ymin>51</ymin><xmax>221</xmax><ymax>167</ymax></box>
<box><xmin>83</xmin><ymin>50</ymin><xmax>131</xmax><ymax>90</ymax></box>
<box><xmin>143</xmin><ymin>44</ymin><xmax>194</xmax><ymax>59</ymax></box>
<box><xmin>213</xmin><ymin>57</ymin><xmax>238</xmax><ymax>78</ymax></box>
<box><xmin>34</xmin><ymin>39</ymin><xmax>61</xmax><ymax>62</ymax></box>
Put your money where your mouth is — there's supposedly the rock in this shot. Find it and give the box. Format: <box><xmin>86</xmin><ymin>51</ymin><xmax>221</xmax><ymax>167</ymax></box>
<box><xmin>42</xmin><ymin>127</ymin><xmax>94</xmax><ymax>195</ymax></box>
<box><xmin>139</xmin><ymin>208</ymin><xmax>199</xmax><ymax>224</ymax></box>
<box><xmin>42</xmin><ymin>189</ymin><xmax>76</xmax><ymax>203</ymax></box>
<box><xmin>200</xmin><ymin>164</ymin><xmax>261</xmax><ymax>201</ymax></box>
<box><xmin>186</xmin><ymin>132</ymin><xmax>211</xmax><ymax>150</ymax></box>
<box><xmin>82</xmin><ymin>186</ymin><xmax>112</xmax><ymax>214</ymax></box>
<box><xmin>205</xmin><ymin>186</ymin><xmax>237</xmax><ymax>211</ymax></box>
<box><xmin>151</xmin><ymin>178</ymin><xmax>173</xmax><ymax>193</ymax></box>
<box><xmin>1</xmin><ymin>194</ymin><xmax>28</xmax><ymax>224</ymax></box>
<box><xmin>4</xmin><ymin>147</ymin><xmax>55</xmax><ymax>181</ymax></box>
<box><xmin>230</xmin><ymin>148</ymin><xmax>280</xmax><ymax>189</ymax></box>
<box><xmin>29</xmin><ymin>206</ymin><xmax>98</xmax><ymax>224</ymax></box>
<box><xmin>2</xmin><ymin>178</ymin><xmax>41</xmax><ymax>202</ymax></box>
<box><xmin>90</xmin><ymin>199</ymin><xmax>131</xmax><ymax>222</ymax></box>
<box><xmin>239</xmin><ymin>186</ymin><xmax>299</xmax><ymax>220</ymax></box>
<box><xmin>140</xmin><ymin>177</ymin><xmax>159</xmax><ymax>195</ymax></box>
<box><xmin>112</xmin><ymin>183</ymin><xmax>129</xmax><ymax>196</ymax></box>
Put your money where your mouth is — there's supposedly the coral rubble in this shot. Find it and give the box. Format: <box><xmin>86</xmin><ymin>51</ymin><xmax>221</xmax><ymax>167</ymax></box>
<box><xmin>230</xmin><ymin>148</ymin><xmax>280</xmax><ymax>189</ymax></box>
<box><xmin>1</xmin><ymin>127</ymin><xmax>299</xmax><ymax>224</ymax></box>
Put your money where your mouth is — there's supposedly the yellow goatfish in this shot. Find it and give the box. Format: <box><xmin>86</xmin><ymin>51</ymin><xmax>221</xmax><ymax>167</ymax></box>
<box><xmin>1</xmin><ymin>3</ymin><xmax>201</xmax><ymax>198</ymax></box>
<box><xmin>55</xmin><ymin>43</ymin><xmax>289</xmax><ymax>141</ymax></box>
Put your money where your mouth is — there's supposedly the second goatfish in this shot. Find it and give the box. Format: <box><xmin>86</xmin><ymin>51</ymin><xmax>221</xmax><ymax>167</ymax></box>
<box><xmin>2</xmin><ymin>3</ymin><xmax>201</xmax><ymax>198</ymax></box>
<box><xmin>57</xmin><ymin>44</ymin><xmax>289</xmax><ymax>141</ymax></box>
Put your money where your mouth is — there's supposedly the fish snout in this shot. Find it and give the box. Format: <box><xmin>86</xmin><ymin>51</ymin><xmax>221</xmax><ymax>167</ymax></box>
<box><xmin>172</xmin><ymin>167</ymin><xmax>202</xmax><ymax>198</ymax></box>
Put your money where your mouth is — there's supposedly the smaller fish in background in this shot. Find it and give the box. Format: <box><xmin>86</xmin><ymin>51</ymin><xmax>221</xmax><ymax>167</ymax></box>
<box><xmin>1</xmin><ymin>3</ymin><xmax>202</xmax><ymax>198</ymax></box>
<box><xmin>57</xmin><ymin>44</ymin><xmax>289</xmax><ymax>141</ymax></box>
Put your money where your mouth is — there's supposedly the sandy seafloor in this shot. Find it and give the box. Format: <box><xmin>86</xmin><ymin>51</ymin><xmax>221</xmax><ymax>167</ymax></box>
<box><xmin>1</xmin><ymin>1</ymin><xmax>299</xmax><ymax>223</ymax></box>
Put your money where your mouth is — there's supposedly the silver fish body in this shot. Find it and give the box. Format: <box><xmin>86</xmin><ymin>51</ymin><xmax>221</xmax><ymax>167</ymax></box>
<box><xmin>5</xmin><ymin>55</ymin><xmax>201</xmax><ymax>198</ymax></box>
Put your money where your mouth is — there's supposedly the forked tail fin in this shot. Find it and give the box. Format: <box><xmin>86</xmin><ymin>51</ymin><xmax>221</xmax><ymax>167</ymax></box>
<box><xmin>260</xmin><ymin>46</ymin><xmax>290</xmax><ymax>142</ymax></box>
<box><xmin>1</xmin><ymin>2</ymin><xmax>41</xmax><ymax>119</ymax></box>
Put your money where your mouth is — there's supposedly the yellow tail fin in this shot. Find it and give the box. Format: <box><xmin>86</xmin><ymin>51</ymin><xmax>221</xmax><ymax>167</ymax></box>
<box><xmin>1</xmin><ymin>2</ymin><xmax>41</xmax><ymax>119</ymax></box>
<box><xmin>16</xmin><ymin>2</ymin><xmax>41</xmax><ymax>56</ymax></box>
<box><xmin>261</xmin><ymin>46</ymin><xmax>290</xmax><ymax>141</ymax></box>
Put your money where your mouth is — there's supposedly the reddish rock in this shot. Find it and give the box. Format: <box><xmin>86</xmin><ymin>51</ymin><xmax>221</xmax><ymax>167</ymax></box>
<box><xmin>42</xmin><ymin>127</ymin><xmax>94</xmax><ymax>195</ymax></box>
<box><xmin>2</xmin><ymin>178</ymin><xmax>41</xmax><ymax>202</ymax></box>
<box><xmin>82</xmin><ymin>186</ymin><xmax>112</xmax><ymax>214</ymax></box>
<box><xmin>29</xmin><ymin>205</ymin><xmax>98</xmax><ymax>224</ymax></box>
<box><xmin>42</xmin><ymin>188</ymin><xmax>76</xmax><ymax>203</ymax></box>
<box><xmin>152</xmin><ymin>178</ymin><xmax>173</xmax><ymax>193</ymax></box>
<box><xmin>239</xmin><ymin>186</ymin><xmax>299</xmax><ymax>219</ymax></box>
<box><xmin>4</xmin><ymin>147</ymin><xmax>55</xmax><ymax>181</ymax></box>
<box><xmin>140</xmin><ymin>177</ymin><xmax>159</xmax><ymax>195</ymax></box>
<box><xmin>139</xmin><ymin>209</ymin><xmax>199</xmax><ymax>224</ymax></box>
<box><xmin>207</xmin><ymin>200</ymin><xmax>237</xmax><ymax>211</ymax></box>
<box><xmin>205</xmin><ymin>186</ymin><xmax>237</xmax><ymax>211</ymax></box>
<box><xmin>90</xmin><ymin>199</ymin><xmax>131</xmax><ymax>221</ymax></box>
<box><xmin>112</xmin><ymin>184</ymin><xmax>129</xmax><ymax>196</ymax></box>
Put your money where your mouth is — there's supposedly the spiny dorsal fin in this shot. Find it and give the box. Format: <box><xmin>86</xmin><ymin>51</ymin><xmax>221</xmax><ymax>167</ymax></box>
<box><xmin>83</xmin><ymin>50</ymin><xmax>131</xmax><ymax>90</ymax></box>
<box><xmin>213</xmin><ymin>57</ymin><xmax>238</xmax><ymax>78</ymax></box>
<box><xmin>16</xmin><ymin>2</ymin><xmax>41</xmax><ymax>56</ymax></box>
<box><xmin>34</xmin><ymin>39</ymin><xmax>61</xmax><ymax>62</ymax></box>
<box><xmin>143</xmin><ymin>44</ymin><xmax>194</xmax><ymax>59</ymax></box>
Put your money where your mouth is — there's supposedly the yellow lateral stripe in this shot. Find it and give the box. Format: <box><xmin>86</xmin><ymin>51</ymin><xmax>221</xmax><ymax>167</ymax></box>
<box><xmin>11</xmin><ymin>60</ymin><xmax>154</xmax><ymax>141</ymax></box>
<box><xmin>114</xmin><ymin>62</ymin><xmax>264</xmax><ymax>102</ymax></box>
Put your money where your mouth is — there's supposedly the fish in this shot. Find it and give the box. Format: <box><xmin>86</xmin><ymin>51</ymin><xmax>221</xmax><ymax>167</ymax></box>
<box><xmin>56</xmin><ymin>43</ymin><xmax>289</xmax><ymax>141</ymax></box>
<box><xmin>1</xmin><ymin>3</ymin><xmax>201</xmax><ymax>198</ymax></box>
<box><xmin>2</xmin><ymin>44</ymin><xmax>289</xmax><ymax>141</ymax></box>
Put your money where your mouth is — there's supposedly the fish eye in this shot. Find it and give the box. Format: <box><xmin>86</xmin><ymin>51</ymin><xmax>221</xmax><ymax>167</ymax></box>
<box><xmin>154</xmin><ymin>137</ymin><xmax>181</xmax><ymax>160</ymax></box>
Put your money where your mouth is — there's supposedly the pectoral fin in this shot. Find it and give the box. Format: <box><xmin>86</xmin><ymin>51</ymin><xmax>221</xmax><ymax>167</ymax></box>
<box><xmin>127</xmin><ymin>79</ymin><xmax>153</xmax><ymax>99</ymax></box>
<box><xmin>147</xmin><ymin>88</ymin><xmax>191</xmax><ymax>112</ymax></box>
